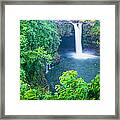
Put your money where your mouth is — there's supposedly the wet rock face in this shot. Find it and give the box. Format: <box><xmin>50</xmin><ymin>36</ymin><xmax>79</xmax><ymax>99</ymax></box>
<box><xmin>59</xmin><ymin>35</ymin><xmax>75</xmax><ymax>51</ymax></box>
<box><xmin>70</xmin><ymin>20</ymin><xmax>80</xmax><ymax>23</ymax></box>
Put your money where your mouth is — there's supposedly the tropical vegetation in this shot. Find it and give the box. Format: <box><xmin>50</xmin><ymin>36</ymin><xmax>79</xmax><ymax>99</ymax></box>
<box><xmin>20</xmin><ymin>20</ymin><xmax>100</xmax><ymax>100</ymax></box>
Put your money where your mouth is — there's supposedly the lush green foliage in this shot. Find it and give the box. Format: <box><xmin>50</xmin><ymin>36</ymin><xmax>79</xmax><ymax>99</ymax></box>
<box><xmin>21</xmin><ymin>47</ymin><xmax>52</xmax><ymax>86</ymax></box>
<box><xmin>20</xmin><ymin>20</ymin><xmax>61</xmax><ymax>86</ymax></box>
<box><xmin>88</xmin><ymin>74</ymin><xmax>100</xmax><ymax>100</ymax></box>
<box><xmin>20</xmin><ymin>80</ymin><xmax>48</xmax><ymax>100</ymax></box>
<box><xmin>20</xmin><ymin>20</ymin><xmax>100</xmax><ymax>100</ymax></box>
<box><xmin>20</xmin><ymin>20</ymin><xmax>60</xmax><ymax>52</ymax></box>
<box><xmin>21</xmin><ymin>70</ymin><xmax>100</xmax><ymax>100</ymax></box>
<box><xmin>45</xmin><ymin>70</ymin><xmax>100</xmax><ymax>100</ymax></box>
<box><xmin>82</xmin><ymin>20</ymin><xmax>100</xmax><ymax>53</ymax></box>
<box><xmin>53</xmin><ymin>70</ymin><xmax>88</xmax><ymax>100</ymax></box>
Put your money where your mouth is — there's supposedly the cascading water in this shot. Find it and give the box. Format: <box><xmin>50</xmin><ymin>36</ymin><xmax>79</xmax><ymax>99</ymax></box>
<box><xmin>73</xmin><ymin>23</ymin><xmax>82</xmax><ymax>56</ymax></box>
<box><xmin>72</xmin><ymin>22</ymin><xmax>97</xmax><ymax>59</ymax></box>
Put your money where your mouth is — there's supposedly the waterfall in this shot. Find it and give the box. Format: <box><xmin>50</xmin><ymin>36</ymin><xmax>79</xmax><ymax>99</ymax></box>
<box><xmin>72</xmin><ymin>22</ymin><xmax>97</xmax><ymax>59</ymax></box>
<box><xmin>73</xmin><ymin>23</ymin><xmax>82</xmax><ymax>56</ymax></box>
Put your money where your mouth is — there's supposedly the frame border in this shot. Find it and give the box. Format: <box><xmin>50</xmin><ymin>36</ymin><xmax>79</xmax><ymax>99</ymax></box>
<box><xmin>0</xmin><ymin>0</ymin><xmax>119</xmax><ymax>119</ymax></box>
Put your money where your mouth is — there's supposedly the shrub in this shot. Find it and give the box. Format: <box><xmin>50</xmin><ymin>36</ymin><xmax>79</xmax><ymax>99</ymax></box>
<box><xmin>45</xmin><ymin>70</ymin><xmax>100</xmax><ymax>100</ymax></box>
<box><xmin>55</xmin><ymin>70</ymin><xmax>88</xmax><ymax>100</ymax></box>
<box><xmin>20</xmin><ymin>80</ymin><xmax>48</xmax><ymax>100</ymax></box>
<box><xmin>88</xmin><ymin>74</ymin><xmax>100</xmax><ymax>100</ymax></box>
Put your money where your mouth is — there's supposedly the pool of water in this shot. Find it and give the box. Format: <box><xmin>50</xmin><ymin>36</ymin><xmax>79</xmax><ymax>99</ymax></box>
<box><xmin>46</xmin><ymin>50</ymin><xmax>100</xmax><ymax>92</ymax></box>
